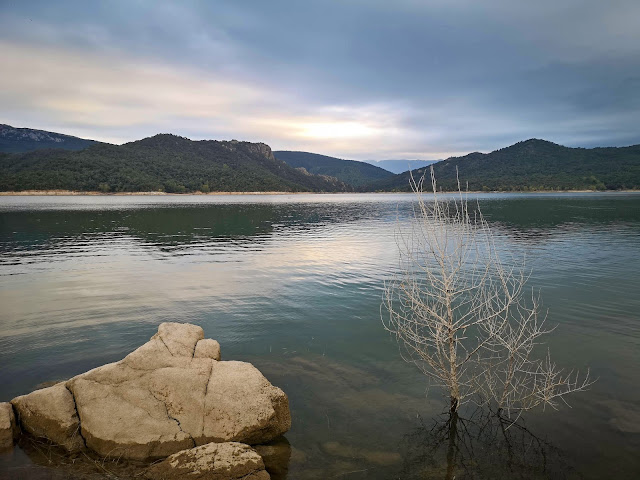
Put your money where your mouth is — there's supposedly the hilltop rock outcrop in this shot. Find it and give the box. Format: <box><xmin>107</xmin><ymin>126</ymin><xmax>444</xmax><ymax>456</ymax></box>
<box><xmin>10</xmin><ymin>323</ymin><xmax>290</xmax><ymax>465</ymax></box>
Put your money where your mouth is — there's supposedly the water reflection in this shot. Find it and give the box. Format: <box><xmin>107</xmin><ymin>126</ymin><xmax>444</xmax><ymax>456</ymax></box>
<box><xmin>255</xmin><ymin>436</ymin><xmax>292</xmax><ymax>480</ymax></box>
<box><xmin>400</xmin><ymin>408</ymin><xmax>571</xmax><ymax>480</ymax></box>
<box><xmin>1</xmin><ymin>193</ymin><xmax>640</xmax><ymax>479</ymax></box>
<box><xmin>2</xmin><ymin>195</ymin><xmax>639</xmax><ymax>263</ymax></box>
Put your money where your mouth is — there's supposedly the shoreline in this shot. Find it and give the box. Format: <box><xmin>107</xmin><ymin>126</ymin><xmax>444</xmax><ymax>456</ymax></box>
<box><xmin>0</xmin><ymin>190</ymin><xmax>311</xmax><ymax>196</ymax></box>
<box><xmin>1</xmin><ymin>189</ymin><xmax>639</xmax><ymax>196</ymax></box>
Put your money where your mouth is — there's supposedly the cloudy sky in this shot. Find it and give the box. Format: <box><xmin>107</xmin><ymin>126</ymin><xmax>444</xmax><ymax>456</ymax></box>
<box><xmin>1</xmin><ymin>0</ymin><xmax>639</xmax><ymax>160</ymax></box>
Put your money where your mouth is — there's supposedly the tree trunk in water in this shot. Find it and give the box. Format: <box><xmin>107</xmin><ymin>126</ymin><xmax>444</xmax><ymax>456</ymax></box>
<box><xmin>445</xmin><ymin>411</ymin><xmax>459</xmax><ymax>480</ymax></box>
<box><xmin>450</xmin><ymin>396</ymin><xmax>459</xmax><ymax>414</ymax></box>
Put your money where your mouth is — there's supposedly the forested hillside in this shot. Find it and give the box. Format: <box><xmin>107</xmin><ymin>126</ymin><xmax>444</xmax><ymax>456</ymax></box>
<box><xmin>3</xmin><ymin>128</ymin><xmax>639</xmax><ymax>193</ymax></box>
<box><xmin>0</xmin><ymin>134</ymin><xmax>350</xmax><ymax>193</ymax></box>
<box><xmin>274</xmin><ymin>150</ymin><xmax>393</xmax><ymax>186</ymax></box>
<box><xmin>364</xmin><ymin>139</ymin><xmax>640</xmax><ymax>191</ymax></box>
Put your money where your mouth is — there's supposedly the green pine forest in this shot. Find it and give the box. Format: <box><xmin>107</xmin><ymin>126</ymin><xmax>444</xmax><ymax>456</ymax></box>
<box><xmin>0</xmin><ymin>134</ymin><xmax>350</xmax><ymax>193</ymax></box>
<box><xmin>1</xmin><ymin>128</ymin><xmax>639</xmax><ymax>193</ymax></box>
<box><xmin>363</xmin><ymin>139</ymin><xmax>640</xmax><ymax>192</ymax></box>
<box><xmin>274</xmin><ymin>151</ymin><xmax>393</xmax><ymax>187</ymax></box>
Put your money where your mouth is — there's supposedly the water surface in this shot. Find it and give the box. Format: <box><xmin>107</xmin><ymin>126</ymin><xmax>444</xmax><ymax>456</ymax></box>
<box><xmin>1</xmin><ymin>193</ymin><xmax>639</xmax><ymax>479</ymax></box>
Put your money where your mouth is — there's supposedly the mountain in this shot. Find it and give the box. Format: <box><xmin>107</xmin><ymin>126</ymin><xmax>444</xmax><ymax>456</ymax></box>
<box><xmin>363</xmin><ymin>139</ymin><xmax>640</xmax><ymax>192</ymax></box>
<box><xmin>274</xmin><ymin>151</ymin><xmax>393</xmax><ymax>187</ymax></box>
<box><xmin>0</xmin><ymin>134</ymin><xmax>350</xmax><ymax>193</ymax></box>
<box><xmin>363</xmin><ymin>159</ymin><xmax>439</xmax><ymax>174</ymax></box>
<box><xmin>0</xmin><ymin>124</ymin><xmax>96</xmax><ymax>153</ymax></box>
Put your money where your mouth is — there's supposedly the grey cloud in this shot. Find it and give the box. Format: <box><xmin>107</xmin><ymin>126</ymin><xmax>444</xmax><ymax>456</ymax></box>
<box><xmin>1</xmin><ymin>0</ymin><xmax>639</xmax><ymax>157</ymax></box>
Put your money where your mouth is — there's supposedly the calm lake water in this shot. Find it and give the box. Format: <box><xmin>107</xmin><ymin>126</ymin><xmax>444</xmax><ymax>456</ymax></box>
<box><xmin>1</xmin><ymin>193</ymin><xmax>639</xmax><ymax>479</ymax></box>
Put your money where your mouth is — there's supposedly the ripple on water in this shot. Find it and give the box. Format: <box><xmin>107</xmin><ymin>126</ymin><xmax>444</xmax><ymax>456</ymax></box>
<box><xmin>1</xmin><ymin>193</ymin><xmax>640</xmax><ymax>479</ymax></box>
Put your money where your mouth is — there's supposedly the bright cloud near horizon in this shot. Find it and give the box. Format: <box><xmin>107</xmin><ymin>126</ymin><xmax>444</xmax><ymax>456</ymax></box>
<box><xmin>1</xmin><ymin>0</ymin><xmax>639</xmax><ymax>160</ymax></box>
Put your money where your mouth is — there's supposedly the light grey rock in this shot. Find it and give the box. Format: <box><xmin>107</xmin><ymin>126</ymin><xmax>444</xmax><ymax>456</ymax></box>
<box><xmin>153</xmin><ymin>322</ymin><xmax>204</xmax><ymax>357</ymax></box>
<box><xmin>194</xmin><ymin>338</ymin><xmax>221</xmax><ymax>361</ymax></box>
<box><xmin>11</xmin><ymin>383</ymin><xmax>84</xmax><ymax>452</ymax></box>
<box><xmin>200</xmin><ymin>361</ymin><xmax>290</xmax><ymax>445</ymax></box>
<box><xmin>65</xmin><ymin>323</ymin><xmax>289</xmax><ymax>460</ymax></box>
<box><xmin>9</xmin><ymin>323</ymin><xmax>290</xmax><ymax>463</ymax></box>
<box><xmin>0</xmin><ymin>402</ymin><xmax>19</xmax><ymax>450</ymax></box>
<box><xmin>144</xmin><ymin>441</ymin><xmax>270</xmax><ymax>480</ymax></box>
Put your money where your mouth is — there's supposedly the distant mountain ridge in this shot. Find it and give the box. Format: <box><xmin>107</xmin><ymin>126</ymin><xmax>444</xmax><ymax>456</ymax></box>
<box><xmin>274</xmin><ymin>151</ymin><xmax>439</xmax><ymax>179</ymax></box>
<box><xmin>274</xmin><ymin>150</ymin><xmax>393</xmax><ymax>186</ymax></box>
<box><xmin>0</xmin><ymin>124</ymin><xmax>96</xmax><ymax>153</ymax></box>
<box><xmin>2</xmin><ymin>124</ymin><xmax>639</xmax><ymax>192</ymax></box>
<box><xmin>0</xmin><ymin>134</ymin><xmax>350</xmax><ymax>193</ymax></box>
<box><xmin>364</xmin><ymin>139</ymin><xmax>640</xmax><ymax>191</ymax></box>
<box><xmin>363</xmin><ymin>159</ymin><xmax>439</xmax><ymax>174</ymax></box>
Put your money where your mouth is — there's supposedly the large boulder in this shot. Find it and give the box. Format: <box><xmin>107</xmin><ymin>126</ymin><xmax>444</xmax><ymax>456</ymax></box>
<box><xmin>0</xmin><ymin>402</ymin><xmax>19</xmax><ymax>450</ymax></box>
<box><xmin>11</xmin><ymin>383</ymin><xmax>85</xmax><ymax>452</ymax></box>
<box><xmin>144</xmin><ymin>441</ymin><xmax>270</xmax><ymax>480</ymax></box>
<box><xmin>201</xmin><ymin>361</ymin><xmax>291</xmax><ymax>445</ymax></box>
<box><xmin>14</xmin><ymin>323</ymin><xmax>290</xmax><ymax>461</ymax></box>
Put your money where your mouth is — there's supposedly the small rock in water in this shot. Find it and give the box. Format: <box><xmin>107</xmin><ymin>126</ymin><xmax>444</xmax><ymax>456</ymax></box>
<box><xmin>144</xmin><ymin>441</ymin><xmax>270</xmax><ymax>480</ymax></box>
<box><xmin>321</xmin><ymin>440</ymin><xmax>401</xmax><ymax>466</ymax></box>
<box><xmin>0</xmin><ymin>402</ymin><xmax>20</xmax><ymax>450</ymax></box>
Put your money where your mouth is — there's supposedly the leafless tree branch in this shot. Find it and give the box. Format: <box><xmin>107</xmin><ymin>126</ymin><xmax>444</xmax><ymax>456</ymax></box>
<box><xmin>382</xmin><ymin>168</ymin><xmax>593</xmax><ymax>414</ymax></box>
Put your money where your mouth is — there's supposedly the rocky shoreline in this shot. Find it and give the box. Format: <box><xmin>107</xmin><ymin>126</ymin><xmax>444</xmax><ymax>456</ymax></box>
<box><xmin>0</xmin><ymin>323</ymin><xmax>291</xmax><ymax>479</ymax></box>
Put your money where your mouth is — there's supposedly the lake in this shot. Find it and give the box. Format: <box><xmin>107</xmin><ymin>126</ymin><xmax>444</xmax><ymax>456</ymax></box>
<box><xmin>1</xmin><ymin>193</ymin><xmax>639</xmax><ymax>479</ymax></box>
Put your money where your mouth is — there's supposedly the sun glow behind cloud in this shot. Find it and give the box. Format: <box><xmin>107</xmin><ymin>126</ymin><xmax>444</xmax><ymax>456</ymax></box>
<box><xmin>2</xmin><ymin>0</ymin><xmax>640</xmax><ymax>158</ymax></box>
<box><xmin>0</xmin><ymin>41</ymin><xmax>424</xmax><ymax>159</ymax></box>
<box><xmin>298</xmin><ymin>122</ymin><xmax>377</xmax><ymax>139</ymax></box>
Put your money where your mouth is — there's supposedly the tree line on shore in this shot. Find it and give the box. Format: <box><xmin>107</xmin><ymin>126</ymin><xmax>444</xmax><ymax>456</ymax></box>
<box><xmin>1</xmin><ymin>132</ymin><xmax>639</xmax><ymax>192</ymax></box>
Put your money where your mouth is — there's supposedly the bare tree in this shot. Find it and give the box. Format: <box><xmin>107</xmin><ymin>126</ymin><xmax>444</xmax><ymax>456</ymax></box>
<box><xmin>382</xmin><ymin>168</ymin><xmax>592</xmax><ymax>415</ymax></box>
